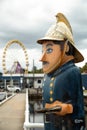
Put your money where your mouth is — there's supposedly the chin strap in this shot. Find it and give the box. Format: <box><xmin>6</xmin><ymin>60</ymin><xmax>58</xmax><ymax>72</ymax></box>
<box><xmin>57</xmin><ymin>40</ymin><xmax>69</xmax><ymax>67</ymax></box>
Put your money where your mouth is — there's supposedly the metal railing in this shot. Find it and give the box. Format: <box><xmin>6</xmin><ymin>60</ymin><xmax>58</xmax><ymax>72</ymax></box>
<box><xmin>0</xmin><ymin>92</ymin><xmax>16</xmax><ymax>106</ymax></box>
<box><xmin>23</xmin><ymin>89</ymin><xmax>44</xmax><ymax>130</ymax></box>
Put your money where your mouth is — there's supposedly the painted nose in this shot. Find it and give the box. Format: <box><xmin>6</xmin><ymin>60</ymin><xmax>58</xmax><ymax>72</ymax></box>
<box><xmin>40</xmin><ymin>51</ymin><xmax>46</xmax><ymax>62</ymax></box>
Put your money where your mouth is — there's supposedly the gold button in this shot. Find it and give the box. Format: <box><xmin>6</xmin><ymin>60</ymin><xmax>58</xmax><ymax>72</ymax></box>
<box><xmin>50</xmin><ymin>83</ymin><xmax>53</xmax><ymax>87</ymax></box>
<box><xmin>50</xmin><ymin>90</ymin><xmax>53</xmax><ymax>95</ymax></box>
<box><xmin>50</xmin><ymin>97</ymin><xmax>53</xmax><ymax>102</ymax></box>
<box><xmin>51</xmin><ymin>77</ymin><xmax>55</xmax><ymax>81</ymax></box>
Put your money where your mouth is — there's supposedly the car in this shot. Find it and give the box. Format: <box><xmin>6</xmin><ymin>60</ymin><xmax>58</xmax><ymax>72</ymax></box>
<box><xmin>0</xmin><ymin>92</ymin><xmax>6</xmax><ymax>101</ymax></box>
<box><xmin>0</xmin><ymin>86</ymin><xmax>4</xmax><ymax>89</ymax></box>
<box><xmin>7</xmin><ymin>85</ymin><xmax>21</xmax><ymax>93</ymax></box>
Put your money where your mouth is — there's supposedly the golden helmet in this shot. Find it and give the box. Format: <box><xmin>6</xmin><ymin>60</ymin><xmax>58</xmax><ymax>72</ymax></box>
<box><xmin>37</xmin><ymin>13</ymin><xmax>84</xmax><ymax>63</ymax></box>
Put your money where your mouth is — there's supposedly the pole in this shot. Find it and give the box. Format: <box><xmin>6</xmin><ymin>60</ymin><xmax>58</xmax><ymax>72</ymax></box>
<box><xmin>33</xmin><ymin>59</ymin><xmax>35</xmax><ymax>88</ymax></box>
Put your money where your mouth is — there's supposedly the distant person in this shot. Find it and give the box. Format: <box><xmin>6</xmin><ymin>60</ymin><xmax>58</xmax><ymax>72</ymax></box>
<box><xmin>37</xmin><ymin>12</ymin><xmax>85</xmax><ymax>130</ymax></box>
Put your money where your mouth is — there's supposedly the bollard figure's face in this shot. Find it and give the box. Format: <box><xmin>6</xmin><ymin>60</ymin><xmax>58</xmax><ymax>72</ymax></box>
<box><xmin>40</xmin><ymin>41</ymin><xmax>62</xmax><ymax>74</ymax></box>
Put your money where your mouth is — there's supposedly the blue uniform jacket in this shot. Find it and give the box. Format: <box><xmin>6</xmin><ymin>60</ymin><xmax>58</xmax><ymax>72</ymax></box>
<box><xmin>42</xmin><ymin>60</ymin><xmax>85</xmax><ymax>130</ymax></box>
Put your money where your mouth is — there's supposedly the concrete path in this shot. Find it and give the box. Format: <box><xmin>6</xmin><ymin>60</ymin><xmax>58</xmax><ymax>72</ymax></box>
<box><xmin>0</xmin><ymin>93</ymin><xmax>26</xmax><ymax>130</ymax></box>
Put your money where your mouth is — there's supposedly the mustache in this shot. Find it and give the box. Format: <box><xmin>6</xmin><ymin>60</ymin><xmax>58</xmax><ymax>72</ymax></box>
<box><xmin>42</xmin><ymin>61</ymin><xmax>49</xmax><ymax>65</ymax></box>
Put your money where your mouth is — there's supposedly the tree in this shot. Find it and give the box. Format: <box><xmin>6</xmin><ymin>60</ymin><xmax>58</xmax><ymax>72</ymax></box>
<box><xmin>80</xmin><ymin>63</ymin><xmax>87</xmax><ymax>73</ymax></box>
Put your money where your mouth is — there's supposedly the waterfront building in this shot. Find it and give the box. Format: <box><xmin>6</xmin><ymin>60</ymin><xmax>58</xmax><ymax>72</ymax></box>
<box><xmin>0</xmin><ymin>73</ymin><xmax>44</xmax><ymax>89</ymax></box>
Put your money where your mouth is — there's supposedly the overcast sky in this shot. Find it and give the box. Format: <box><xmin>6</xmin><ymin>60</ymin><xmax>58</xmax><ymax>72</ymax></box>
<box><xmin>0</xmin><ymin>0</ymin><xmax>87</xmax><ymax>73</ymax></box>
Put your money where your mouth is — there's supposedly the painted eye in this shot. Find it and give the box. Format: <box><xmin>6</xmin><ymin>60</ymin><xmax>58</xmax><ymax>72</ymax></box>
<box><xmin>46</xmin><ymin>48</ymin><xmax>53</xmax><ymax>54</ymax></box>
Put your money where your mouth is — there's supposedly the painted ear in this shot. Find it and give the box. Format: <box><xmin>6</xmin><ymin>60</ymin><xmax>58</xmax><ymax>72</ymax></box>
<box><xmin>65</xmin><ymin>43</ymin><xmax>69</xmax><ymax>53</ymax></box>
<box><xmin>63</xmin><ymin>41</ymin><xmax>69</xmax><ymax>54</ymax></box>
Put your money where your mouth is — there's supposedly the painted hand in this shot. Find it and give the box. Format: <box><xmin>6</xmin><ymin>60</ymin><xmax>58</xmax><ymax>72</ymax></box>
<box><xmin>45</xmin><ymin>100</ymin><xmax>73</xmax><ymax>116</ymax></box>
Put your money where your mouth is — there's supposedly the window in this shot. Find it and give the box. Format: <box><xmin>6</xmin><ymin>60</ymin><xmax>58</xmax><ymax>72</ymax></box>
<box><xmin>37</xmin><ymin>80</ymin><xmax>41</xmax><ymax>84</ymax></box>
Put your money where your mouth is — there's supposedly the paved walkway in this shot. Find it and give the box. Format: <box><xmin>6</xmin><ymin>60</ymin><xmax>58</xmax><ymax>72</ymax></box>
<box><xmin>0</xmin><ymin>93</ymin><xmax>26</xmax><ymax>130</ymax></box>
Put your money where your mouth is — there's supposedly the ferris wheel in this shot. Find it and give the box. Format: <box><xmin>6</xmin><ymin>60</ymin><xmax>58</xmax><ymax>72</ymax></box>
<box><xmin>2</xmin><ymin>40</ymin><xmax>29</xmax><ymax>74</ymax></box>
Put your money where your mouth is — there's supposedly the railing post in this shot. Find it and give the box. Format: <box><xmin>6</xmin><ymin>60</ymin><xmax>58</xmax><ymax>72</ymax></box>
<box><xmin>24</xmin><ymin>88</ymin><xmax>30</xmax><ymax>130</ymax></box>
<box><xmin>23</xmin><ymin>88</ymin><xmax>44</xmax><ymax>130</ymax></box>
